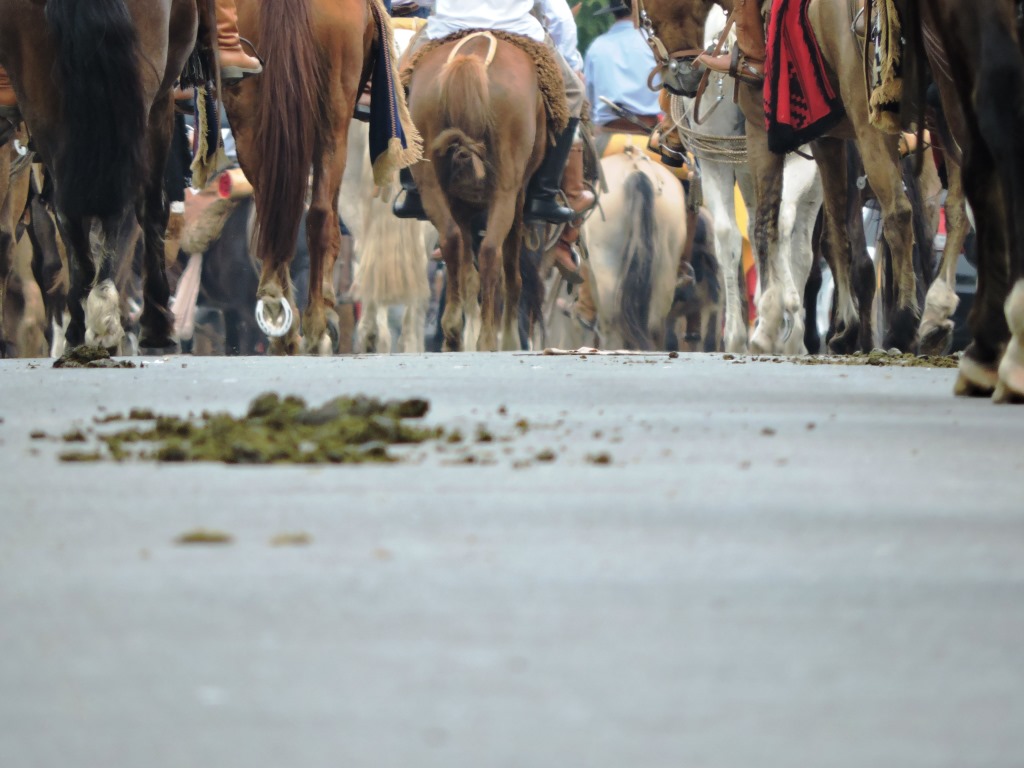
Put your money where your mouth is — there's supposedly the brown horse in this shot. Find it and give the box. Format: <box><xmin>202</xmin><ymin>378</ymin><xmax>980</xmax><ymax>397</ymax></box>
<box><xmin>0</xmin><ymin>0</ymin><xmax>197</xmax><ymax>352</ymax></box>
<box><xmin>903</xmin><ymin>0</ymin><xmax>1024</xmax><ymax>401</ymax></box>
<box><xmin>407</xmin><ymin>34</ymin><xmax>548</xmax><ymax>352</ymax></box>
<box><xmin>222</xmin><ymin>0</ymin><xmax>377</xmax><ymax>355</ymax></box>
<box><xmin>637</xmin><ymin>0</ymin><xmax>920</xmax><ymax>353</ymax></box>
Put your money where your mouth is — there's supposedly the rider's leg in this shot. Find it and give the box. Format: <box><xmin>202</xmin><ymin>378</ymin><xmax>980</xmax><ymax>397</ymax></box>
<box><xmin>525</xmin><ymin>45</ymin><xmax>584</xmax><ymax>226</ymax></box>
<box><xmin>526</xmin><ymin>48</ymin><xmax>593</xmax><ymax>282</ymax></box>
<box><xmin>214</xmin><ymin>0</ymin><xmax>263</xmax><ymax>82</ymax></box>
<box><xmin>697</xmin><ymin>0</ymin><xmax>765</xmax><ymax>85</ymax></box>
<box><xmin>0</xmin><ymin>66</ymin><xmax>19</xmax><ymax>145</ymax></box>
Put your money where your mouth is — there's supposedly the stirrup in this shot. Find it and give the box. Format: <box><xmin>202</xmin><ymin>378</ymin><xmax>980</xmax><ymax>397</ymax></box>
<box><xmin>220</xmin><ymin>37</ymin><xmax>264</xmax><ymax>84</ymax></box>
<box><xmin>729</xmin><ymin>46</ymin><xmax>764</xmax><ymax>87</ymax></box>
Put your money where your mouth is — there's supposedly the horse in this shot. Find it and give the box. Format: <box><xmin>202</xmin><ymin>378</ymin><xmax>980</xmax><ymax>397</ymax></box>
<box><xmin>223</xmin><ymin>0</ymin><xmax>380</xmax><ymax>354</ymax></box>
<box><xmin>0</xmin><ymin>0</ymin><xmax>198</xmax><ymax>353</ymax></box>
<box><xmin>902</xmin><ymin>0</ymin><xmax>1024</xmax><ymax>401</ymax></box>
<box><xmin>637</xmin><ymin>0</ymin><xmax>920</xmax><ymax>354</ymax></box>
<box><xmin>582</xmin><ymin>148</ymin><xmax>685</xmax><ymax>350</ymax></box>
<box><xmin>339</xmin><ymin>21</ymin><xmax>434</xmax><ymax>356</ymax></box>
<box><xmin>340</xmin><ymin>120</ymin><xmax>434</xmax><ymax>354</ymax></box>
<box><xmin>406</xmin><ymin>33</ymin><xmax>553</xmax><ymax>352</ymax></box>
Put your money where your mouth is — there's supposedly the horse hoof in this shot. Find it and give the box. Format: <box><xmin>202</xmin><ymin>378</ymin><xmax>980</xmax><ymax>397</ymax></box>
<box><xmin>138</xmin><ymin>340</ymin><xmax>180</xmax><ymax>356</ymax></box>
<box><xmin>954</xmin><ymin>353</ymin><xmax>998</xmax><ymax>398</ymax></box>
<box><xmin>827</xmin><ymin>323</ymin><xmax>860</xmax><ymax>355</ymax></box>
<box><xmin>883</xmin><ymin>306</ymin><xmax>920</xmax><ymax>353</ymax></box>
<box><xmin>255</xmin><ymin>297</ymin><xmax>294</xmax><ymax>338</ymax></box>
<box><xmin>918</xmin><ymin>322</ymin><xmax>954</xmax><ymax>357</ymax></box>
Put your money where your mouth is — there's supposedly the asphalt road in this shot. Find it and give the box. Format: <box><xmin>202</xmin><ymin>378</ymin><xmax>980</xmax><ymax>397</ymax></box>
<box><xmin>1</xmin><ymin>352</ymin><xmax>1022</xmax><ymax>767</ymax></box>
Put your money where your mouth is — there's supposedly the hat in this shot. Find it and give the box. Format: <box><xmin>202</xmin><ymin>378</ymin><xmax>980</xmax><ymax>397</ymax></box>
<box><xmin>594</xmin><ymin>0</ymin><xmax>631</xmax><ymax>16</ymax></box>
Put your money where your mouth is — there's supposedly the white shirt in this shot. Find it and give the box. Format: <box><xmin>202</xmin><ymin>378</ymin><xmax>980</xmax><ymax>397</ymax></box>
<box><xmin>539</xmin><ymin>0</ymin><xmax>583</xmax><ymax>71</ymax></box>
<box><xmin>426</xmin><ymin>0</ymin><xmax>546</xmax><ymax>43</ymax></box>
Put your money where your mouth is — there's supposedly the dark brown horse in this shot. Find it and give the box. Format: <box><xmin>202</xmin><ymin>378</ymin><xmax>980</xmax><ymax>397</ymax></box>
<box><xmin>637</xmin><ymin>0</ymin><xmax>920</xmax><ymax>353</ymax></box>
<box><xmin>903</xmin><ymin>0</ymin><xmax>1024</xmax><ymax>401</ymax></box>
<box><xmin>407</xmin><ymin>34</ymin><xmax>549</xmax><ymax>351</ymax></box>
<box><xmin>0</xmin><ymin>0</ymin><xmax>197</xmax><ymax>352</ymax></box>
<box><xmin>222</xmin><ymin>0</ymin><xmax>378</xmax><ymax>354</ymax></box>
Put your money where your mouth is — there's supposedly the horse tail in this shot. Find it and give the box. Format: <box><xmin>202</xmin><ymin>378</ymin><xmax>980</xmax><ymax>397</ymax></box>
<box><xmin>430</xmin><ymin>53</ymin><xmax>493</xmax><ymax>194</ymax></box>
<box><xmin>617</xmin><ymin>171</ymin><xmax>657</xmax><ymax>350</ymax></box>
<box><xmin>45</xmin><ymin>0</ymin><xmax>146</xmax><ymax>219</ymax></box>
<box><xmin>251</xmin><ymin>0</ymin><xmax>325</xmax><ymax>265</ymax></box>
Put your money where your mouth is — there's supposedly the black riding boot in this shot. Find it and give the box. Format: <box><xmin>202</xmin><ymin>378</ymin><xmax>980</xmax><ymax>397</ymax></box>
<box><xmin>524</xmin><ymin>117</ymin><xmax>579</xmax><ymax>225</ymax></box>
<box><xmin>392</xmin><ymin>166</ymin><xmax>429</xmax><ymax>221</ymax></box>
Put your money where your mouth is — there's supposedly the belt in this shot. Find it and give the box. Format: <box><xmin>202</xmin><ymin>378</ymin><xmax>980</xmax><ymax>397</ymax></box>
<box><xmin>598</xmin><ymin>115</ymin><xmax>660</xmax><ymax>133</ymax></box>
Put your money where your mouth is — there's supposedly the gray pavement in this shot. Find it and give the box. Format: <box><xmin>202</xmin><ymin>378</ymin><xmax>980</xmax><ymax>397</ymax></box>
<box><xmin>1</xmin><ymin>352</ymin><xmax>1022</xmax><ymax>767</ymax></box>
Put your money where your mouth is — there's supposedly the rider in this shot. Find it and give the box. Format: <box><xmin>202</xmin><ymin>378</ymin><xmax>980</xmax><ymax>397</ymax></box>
<box><xmin>585</xmin><ymin>0</ymin><xmax>661</xmax><ymax>139</ymax></box>
<box><xmin>695</xmin><ymin>0</ymin><xmax>765</xmax><ymax>85</ymax></box>
<box><xmin>392</xmin><ymin>0</ymin><xmax>594</xmax><ymax>280</ymax></box>
<box><xmin>0</xmin><ymin>0</ymin><xmax>261</xmax><ymax>144</ymax></box>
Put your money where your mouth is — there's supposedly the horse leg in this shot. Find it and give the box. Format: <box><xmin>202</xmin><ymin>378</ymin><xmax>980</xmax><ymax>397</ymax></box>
<box><xmin>777</xmin><ymin>155</ymin><xmax>822</xmax><ymax>355</ymax></box>
<box><xmin>919</xmin><ymin>159</ymin><xmax>966</xmax><ymax>355</ymax></box>
<box><xmin>400</xmin><ymin>297</ymin><xmax>426</xmax><ymax>354</ymax></box>
<box><xmin>745</xmin><ymin>129</ymin><xmax>786</xmax><ymax>356</ymax></box>
<box><xmin>810</xmin><ymin>138</ymin><xmax>860</xmax><ymax>354</ymax></box>
<box><xmin>137</xmin><ymin>92</ymin><xmax>176</xmax><ymax>352</ymax></box>
<box><xmin>304</xmin><ymin>126</ymin><xmax>349</xmax><ymax>355</ymax></box>
<box><xmin>500</xmin><ymin>209</ymin><xmax>524</xmax><ymax>352</ymax></box>
<box><xmin>703</xmin><ymin>161</ymin><xmax>747</xmax><ymax>353</ymax></box>
<box><xmin>438</xmin><ymin>220</ymin><xmax>467</xmax><ymax>352</ymax></box>
<box><xmin>854</xmin><ymin>127</ymin><xmax>918</xmax><ymax>351</ymax></box>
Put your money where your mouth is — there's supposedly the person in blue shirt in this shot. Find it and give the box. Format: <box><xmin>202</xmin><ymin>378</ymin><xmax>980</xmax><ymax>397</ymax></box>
<box><xmin>584</xmin><ymin>0</ymin><xmax>662</xmax><ymax>134</ymax></box>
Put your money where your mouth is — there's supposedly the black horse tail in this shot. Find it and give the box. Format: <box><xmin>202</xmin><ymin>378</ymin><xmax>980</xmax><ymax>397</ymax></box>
<box><xmin>618</xmin><ymin>171</ymin><xmax>657</xmax><ymax>350</ymax></box>
<box><xmin>45</xmin><ymin>0</ymin><xmax>146</xmax><ymax>220</ymax></box>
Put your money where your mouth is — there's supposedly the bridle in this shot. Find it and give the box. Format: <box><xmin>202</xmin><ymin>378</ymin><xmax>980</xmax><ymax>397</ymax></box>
<box><xmin>632</xmin><ymin>0</ymin><xmax>714</xmax><ymax>95</ymax></box>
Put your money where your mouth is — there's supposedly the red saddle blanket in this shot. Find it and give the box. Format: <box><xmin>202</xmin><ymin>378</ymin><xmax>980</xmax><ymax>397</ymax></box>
<box><xmin>763</xmin><ymin>0</ymin><xmax>844</xmax><ymax>153</ymax></box>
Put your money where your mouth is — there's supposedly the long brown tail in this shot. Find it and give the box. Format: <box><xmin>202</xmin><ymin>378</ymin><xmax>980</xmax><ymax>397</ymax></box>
<box><xmin>251</xmin><ymin>0</ymin><xmax>325</xmax><ymax>266</ymax></box>
<box><xmin>430</xmin><ymin>54</ymin><xmax>493</xmax><ymax>199</ymax></box>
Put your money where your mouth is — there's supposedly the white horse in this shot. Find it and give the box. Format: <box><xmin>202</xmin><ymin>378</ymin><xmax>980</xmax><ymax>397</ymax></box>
<box><xmin>671</xmin><ymin>7</ymin><xmax>822</xmax><ymax>355</ymax></box>
<box><xmin>581</xmin><ymin>148</ymin><xmax>685</xmax><ymax>350</ymax></box>
<box><xmin>338</xmin><ymin>25</ymin><xmax>435</xmax><ymax>354</ymax></box>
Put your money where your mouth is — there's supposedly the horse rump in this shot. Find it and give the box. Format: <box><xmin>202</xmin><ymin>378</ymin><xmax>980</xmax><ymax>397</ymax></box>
<box><xmin>617</xmin><ymin>171</ymin><xmax>658</xmax><ymax>350</ymax></box>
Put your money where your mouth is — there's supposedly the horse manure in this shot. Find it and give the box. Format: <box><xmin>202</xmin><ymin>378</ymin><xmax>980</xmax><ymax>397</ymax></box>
<box><xmin>270</xmin><ymin>532</ymin><xmax>312</xmax><ymax>547</ymax></box>
<box><xmin>30</xmin><ymin>430</ymin><xmax>48</xmax><ymax>440</ymax></box>
<box><xmin>63</xmin><ymin>392</ymin><xmax>444</xmax><ymax>465</ymax></box>
<box><xmin>59</xmin><ymin>450</ymin><xmax>103</xmax><ymax>462</ymax></box>
<box><xmin>761</xmin><ymin>427</ymin><xmax>777</xmax><ymax>436</ymax></box>
<box><xmin>536</xmin><ymin>449</ymin><xmax>557</xmax><ymax>462</ymax></box>
<box><xmin>586</xmin><ymin>452</ymin><xmax>612</xmax><ymax>466</ymax></box>
<box><xmin>62</xmin><ymin>429</ymin><xmax>87</xmax><ymax>443</ymax></box>
<box><xmin>176</xmin><ymin>529</ymin><xmax>232</xmax><ymax>545</ymax></box>
<box><xmin>129</xmin><ymin>408</ymin><xmax>157</xmax><ymax>421</ymax></box>
<box><xmin>475</xmin><ymin>426</ymin><xmax>494</xmax><ymax>443</ymax></box>
<box><xmin>53</xmin><ymin>345</ymin><xmax>136</xmax><ymax>369</ymax></box>
<box><xmin>94</xmin><ymin>413</ymin><xmax>125</xmax><ymax>424</ymax></box>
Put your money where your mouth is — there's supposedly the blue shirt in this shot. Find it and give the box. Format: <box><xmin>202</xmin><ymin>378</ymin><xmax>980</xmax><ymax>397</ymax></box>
<box><xmin>584</xmin><ymin>19</ymin><xmax>662</xmax><ymax>126</ymax></box>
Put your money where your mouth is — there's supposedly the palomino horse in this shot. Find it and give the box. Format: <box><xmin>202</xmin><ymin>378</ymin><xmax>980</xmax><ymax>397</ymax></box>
<box><xmin>583</xmin><ymin>148</ymin><xmax>685</xmax><ymax>350</ymax></box>
<box><xmin>0</xmin><ymin>0</ymin><xmax>197</xmax><ymax>352</ymax></box>
<box><xmin>407</xmin><ymin>34</ymin><xmax>549</xmax><ymax>352</ymax></box>
<box><xmin>340</xmin><ymin>118</ymin><xmax>433</xmax><ymax>354</ymax></box>
<box><xmin>902</xmin><ymin>0</ymin><xmax>1024</xmax><ymax>401</ymax></box>
<box><xmin>223</xmin><ymin>0</ymin><xmax>378</xmax><ymax>354</ymax></box>
<box><xmin>638</xmin><ymin>0</ymin><xmax>919</xmax><ymax>353</ymax></box>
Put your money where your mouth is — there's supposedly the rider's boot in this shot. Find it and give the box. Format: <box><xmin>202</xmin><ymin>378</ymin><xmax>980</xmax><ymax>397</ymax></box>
<box><xmin>0</xmin><ymin>66</ymin><xmax>20</xmax><ymax>145</ymax></box>
<box><xmin>697</xmin><ymin>0</ymin><xmax>766</xmax><ymax>86</ymax></box>
<box><xmin>392</xmin><ymin>166</ymin><xmax>430</xmax><ymax>220</ymax></box>
<box><xmin>525</xmin><ymin>117</ymin><xmax>581</xmax><ymax>225</ymax></box>
<box><xmin>551</xmin><ymin>141</ymin><xmax>595</xmax><ymax>284</ymax></box>
<box><xmin>215</xmin><ymin>0</ymin><xmax>263</xmax><ymax>83</ymax></box>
